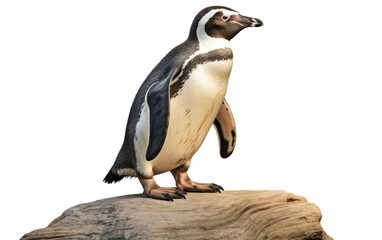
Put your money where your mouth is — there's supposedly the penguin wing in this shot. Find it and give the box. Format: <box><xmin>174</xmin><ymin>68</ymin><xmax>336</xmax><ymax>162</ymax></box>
<box><xmin>145</xmin><ymin>66</ymin><xmax>182</xmax><ymax>161</ymax></box>
<box><xmin>213</xmin><ymin>99</ymin><xmax>236</xmax><ymax>158</ymax></box>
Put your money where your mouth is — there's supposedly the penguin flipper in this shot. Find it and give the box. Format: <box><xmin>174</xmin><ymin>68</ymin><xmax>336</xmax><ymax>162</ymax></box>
<box><xmin>213</xmin><ymin>99</ymin><xmax>236</xmax><ymax>158</ymax></box>
<box><xmin>146</xmin><ymin>66</ymin><xmax>181</xmax><ymax>161</ymax></box>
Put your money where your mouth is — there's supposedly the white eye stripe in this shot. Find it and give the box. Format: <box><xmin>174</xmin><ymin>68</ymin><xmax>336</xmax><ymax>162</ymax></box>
<box><xmin>199</xmin><ymin>9</ymin><xmax>238</xmax><ymax>26</ymax></box>
<box><xmin>219</xmin><ymin>9</ymin><xmax>238</xmax><ymax>16</ymax></box>
<box><xmin>196</xmin><ymin>9</ymin><xmax>238</xmax><ymax>42</ymax></box>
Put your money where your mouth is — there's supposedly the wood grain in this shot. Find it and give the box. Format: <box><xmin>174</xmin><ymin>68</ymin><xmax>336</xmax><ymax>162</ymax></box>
<box><xmin>21</xmin><ymin>190</ymin><xmax>332</xmax><ymax>240</ymax></box>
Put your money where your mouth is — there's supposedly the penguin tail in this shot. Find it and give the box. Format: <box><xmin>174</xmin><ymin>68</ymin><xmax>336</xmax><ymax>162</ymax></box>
<box><xmin>104</xmin><ymin>148</ymin><xmax>136</xmax><ymax>183</ymax></box>
<box><xmin>103</xmin><ymin>169</ymin><xmax>124</xmax><ymax>184</ymax></box>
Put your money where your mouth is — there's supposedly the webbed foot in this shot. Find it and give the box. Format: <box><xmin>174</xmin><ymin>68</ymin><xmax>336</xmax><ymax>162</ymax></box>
<box><xmin>139</xmin><ymin>177</ymin><xmax>186</xmax><ymax>201</ymax></box>
<box><xmin>171</xmin><ymin>170</ymin><xmax>224</xmax><ymax>193</ymax></box>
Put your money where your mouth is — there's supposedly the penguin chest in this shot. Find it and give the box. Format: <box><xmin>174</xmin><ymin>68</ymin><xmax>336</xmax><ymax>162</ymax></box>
<box><xmin>151</xmin><ymin>59</ymin><xmax>233</xmax><ymax>174</ymax></box>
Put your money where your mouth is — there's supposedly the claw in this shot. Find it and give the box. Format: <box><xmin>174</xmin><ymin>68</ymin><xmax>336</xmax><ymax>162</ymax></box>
<box><xmin>150</xmin><ymin>193</ymin><xmax>170</xmax><ymax>201</ymax></box>
<box><xmin>214</xmin><ymin>186</ymin><xmax>221</xmax><ymax>193</ymax></box>
<box><xmin>176</xmin><ymin>188</ymin><xmax>187</xmax><ymax>195</ymax></box>
<box><xmin>174</xmin><ymin>190</ymin><xmax>187</xmax><ymax>199</ymax></box>
<box><xmin>213</xmin><ymin>183</ymin><xmax>224</xmax><ymax>191</ymax></box>
<box><xmin>208</xmin><ymin>185</ymin><xmax>221</xmax><ymax>193</ymax></box>
<box><xmin>163</xmin><ymin>193</ymin><xmax>174</xmax><ymax>201</ymax></box>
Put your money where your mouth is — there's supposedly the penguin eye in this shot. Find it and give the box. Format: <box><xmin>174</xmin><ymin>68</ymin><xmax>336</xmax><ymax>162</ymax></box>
<box><xmin>222</xmin><ymin>15</ymin><xmax>230</xmax><ymax>21</ymax></box>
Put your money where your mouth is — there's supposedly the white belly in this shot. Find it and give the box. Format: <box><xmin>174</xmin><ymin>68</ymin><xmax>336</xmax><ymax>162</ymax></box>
<box><xmin>152</xmin><ymin>59</ymin><xmax>233</xmax><ymax>174</ymax></box>
<box><xmin>134</xmin><ymin>59</ymin><xmax>233</xmax><ymax>177</ymax></box>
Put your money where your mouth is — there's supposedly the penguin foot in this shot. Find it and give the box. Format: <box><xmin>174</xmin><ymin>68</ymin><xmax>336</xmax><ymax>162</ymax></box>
<box><xmin>148</xmin><ymin>186</ymin><xmax>187</xmax><ymax>201</ymax></box>
<box><xmin>182</xmin><ymin>182</ymin><xmax>224</xmax><ymax>193</ymax></box>
<box><xmin>138</xmin><ymin>176</ymin><xmax>186</xmax><ymax>201</ymax></box>
<box><xmin>171</xmin><ymin>170</ymin><xmax>224</xmax><ymax>193</ymax></box>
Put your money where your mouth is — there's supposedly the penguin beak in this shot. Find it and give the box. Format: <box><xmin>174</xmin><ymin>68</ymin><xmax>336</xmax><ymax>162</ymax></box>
<box><xmin>237</xmin><ymin>15</ymin><xmax>264</xmax><ymax>28</ymax></box>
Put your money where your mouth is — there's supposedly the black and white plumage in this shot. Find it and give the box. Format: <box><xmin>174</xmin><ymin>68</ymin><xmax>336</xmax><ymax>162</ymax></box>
<box><xmin>104</xmin><ymin>6</ymin><xmax>262</xmax><ymax>200</ymax></box>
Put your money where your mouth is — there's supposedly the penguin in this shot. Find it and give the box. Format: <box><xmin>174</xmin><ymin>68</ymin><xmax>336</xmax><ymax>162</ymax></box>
<box><xmin>104</xmin><ymin>6</ymin><xmax>263</xmax><ymax>201</ymax></box>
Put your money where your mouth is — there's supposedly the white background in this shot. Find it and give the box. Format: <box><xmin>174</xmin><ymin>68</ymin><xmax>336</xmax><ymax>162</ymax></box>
<box><xmin>1</xmin><ymin>1</ymin><xmax>381</xmax><ymax>239</ymax></box>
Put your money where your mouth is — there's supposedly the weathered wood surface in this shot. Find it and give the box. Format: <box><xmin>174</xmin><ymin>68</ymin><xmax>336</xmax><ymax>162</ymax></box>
<box><xmin>21</xmin><ymin>190</ymin><xmax>332</xmax><ymax>240</ymax></box>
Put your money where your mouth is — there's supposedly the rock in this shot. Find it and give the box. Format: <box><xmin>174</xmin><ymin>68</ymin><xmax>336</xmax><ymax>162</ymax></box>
<box><xmin>21</xmin><ymin>190</ymin><xmax>331</xmax><ymax>240</ymax></box>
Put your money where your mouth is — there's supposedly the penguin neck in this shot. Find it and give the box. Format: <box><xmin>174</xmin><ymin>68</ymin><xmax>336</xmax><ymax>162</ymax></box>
<box><xmin>187</xmin><ymin>29</ymin><xmax>231</xmax><ymax>58</ymax></box>
<box><xmin>188</xmin><ymin>30</ymin><xmax>230</xmax><ymax>53</ymax></box>
<box><xmin>197</xmin><ymin>35</ymin><xmax>231</xmax><ymax>53</ymax></box>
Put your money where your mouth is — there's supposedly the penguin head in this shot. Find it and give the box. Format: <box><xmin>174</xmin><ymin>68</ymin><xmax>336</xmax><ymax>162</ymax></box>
<box><xmin>188</xmin><ymin>6</ymin><xmax>263</xmax><ymax>42</ymax></box>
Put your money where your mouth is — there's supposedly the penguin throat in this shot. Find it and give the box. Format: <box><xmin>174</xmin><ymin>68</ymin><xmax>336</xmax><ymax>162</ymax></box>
<box><xmin>198</xmin><ymin>36</ymin><xmax>231</xmax><ymax>52</ymax></box>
